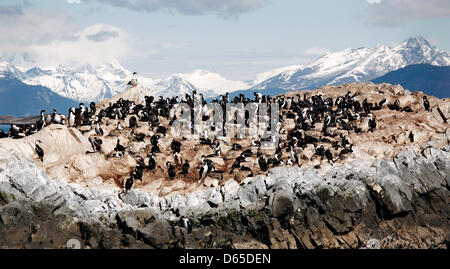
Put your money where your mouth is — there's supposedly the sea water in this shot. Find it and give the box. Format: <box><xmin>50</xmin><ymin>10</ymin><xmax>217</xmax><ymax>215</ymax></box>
<box><xmin>0</xmin><ymin>125</ymin><xmax>9</xmax><ymax>132</ymax></box>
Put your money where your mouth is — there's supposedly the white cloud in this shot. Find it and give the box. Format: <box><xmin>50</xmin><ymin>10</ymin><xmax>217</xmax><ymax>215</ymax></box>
<box><xmin>0</xmin><ymin>8</ymin><xmax>77</xmax><ymax>47</ymax></box>
<box><xmin>79</xmin><ymin>0</ymin><xmax>269</xmax><ymax>19</ymax></box>
<box><xmin>0</xmin><ymin>7</ymin><xmax>133</xmax><ymax>68</ymax></box>
<box><xmin>366</xmin><ymin>0</ymin><xmax>450</xmax><ymax>26</ymax></box>
<box><xmin>367</xmin><ymin>0</ymin><xmax>381</xmax><ymax>4</ymax></box>
<box><xmin>30</xmin><ymin>24</ymin><xmax>132</xmax><ymax>67</ymax></box>
<box><xmin>67</xmin><ymin>0</ymin><xmax>82</xmax><ymax>3</ymax></box>
<box><xmin>304</xmin><ymin>46</ymin><xmax>330</xmax><ymax>56</ymax></box>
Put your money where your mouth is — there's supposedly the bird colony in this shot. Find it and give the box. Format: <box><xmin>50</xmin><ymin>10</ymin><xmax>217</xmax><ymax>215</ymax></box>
<box><xmin>0</xmin><ymin>82</ymin><xmax>448</xmax><ymax>197</ymax></box>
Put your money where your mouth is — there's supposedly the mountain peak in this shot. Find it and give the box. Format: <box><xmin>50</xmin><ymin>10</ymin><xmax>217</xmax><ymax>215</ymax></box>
<box><xmin>401</xmin><ymin>36</ymin><xmax>432</xmax><ymax>49</ymax></box>
<box><xmin>251</xmin><ymin>36</ymin><xmax>450</xmax><ymax>91</ymax></box>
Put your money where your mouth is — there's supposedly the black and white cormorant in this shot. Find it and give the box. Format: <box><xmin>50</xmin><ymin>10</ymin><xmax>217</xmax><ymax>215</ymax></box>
<box><xmin>258</xmin><ymin>155</ymin><xmax>268</xmax><ymax>172</ymax></box>
<box><xmin>423</xmin><ymin>96</ymin><xmax>430</xmax><ymax>111</ymax></box>
<box><xmin>182</xmin><ymin>160</ymin><xmax>190</xmax><ymax>177</ymax></box>
<box><xmin>147</xmin><ymin>153</ymin><xmax>156</xmax><ymax>172</ymax></box>
<box><xmin>95</xmin><ymin>121</ymin><xmax>104</xmax><ymax>136</ymax></box>
<box><xmin>115</xmin><ymin>139</ymin><xmax>126</xmax><ymax>152</ymax></box>
<box><xmin>37</xmin><ymin>110</ymin><xmax>46</xmax><ymax>130</ymax></box>
<box><xmin>124</xmin><ymin>172</ymin><xmax>135</xmax><ymax>193</ymax></box>
<box><xmin>181</xmin><ymin>217</ymin><xmax>192</xmax><ymax>233</ymax></box>
<box><xmin>167</xmin><ymin>161</ymin><xmax>176</xmax><ymax>180</ymax></box>
<box><xmin>35</xmin><ymin>140</ymin><xmax>44</xmax><ymax>162</ymax></box>
<box><xmin>368</xmin><ymin>115</ymin><xmax>376</xmax><ymax>132</ymax></box>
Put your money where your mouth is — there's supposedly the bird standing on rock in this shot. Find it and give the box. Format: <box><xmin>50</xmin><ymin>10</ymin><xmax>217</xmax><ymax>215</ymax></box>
<box><xmin>68</xmin><ymin>108</ymin><xmax>75</xmax><ymax>127</ymax></box>
<box><xmin>423</xmin><ymin>96</ymin><xmax>430</xmax><ymax>111</ymax></box>
<box><xmin>35</xmin><ymin>140</ymin><xmax>44</xmax><ymax>162</ymax></box>
<box><xmin>198</xmin><ymin>156</ymin><xmax>212</xmax><ymax>181</ymax></box>
<box><xmin>95</xmin><ymin>121</ymin><xmax>103</xmax><ymax>136</ymax></box>
<box><xmin>129</xmin><ymin>116</ymin><xmax>138</xmax><ymax>129</ymax></box>
<box><xmin>51</xmin><ymin>109</ymin><xmax>64</xmax><ymax>125</ymax></box>
<box><xmin>181</xmin><ymin>217</ymin><xmax>192</xmax><ymax>233</ymax></box>
<box><xmin>115</xmin><ymin>139</ymin><xmax>125</xmax><ymax>152</ymax></box>
<box><xmin>87</xmin><ymin>137</ymin><xmax>102</xmax><ymax>153</ymax></box>
<box><xmin>289</xmin><ymin>146</ymin><xmax>299</xmax><ymax>165</ymax></box>
<box><xmin>134</xmin><ymin>159</ymin><xmax>145</xmax><ymax>181</ymax></box>
<box><xmin>325</xmin><ymin>149</ymin><xmax>333</xmax><ymax>164</ymax></box>
<box><xmin>368</xmin><ymin>115</ymin><xmax>376</xmax><ymax>132</ymax></box>
<box><xmin>174</xmin><ymin>152</ymin><xmax>183</xmax><ymax>166</ymax></box>
<box><xmin>409</xmin><ymin>131</ymin><xmax>414</xmax><ymax>142</ymax></box>
<box><xmin>123</xmin><ymin>172</ymin><xmax>135</xmax><ymax>194</ymax></box>
<box><xmin>37</xmin><ymin>110</ymin><xmax>46</xmax><ymax>130</ymax></box>
<box><xmin>167</xmin><ymin>161</ymin><xmax>176</xmax><ymax>180</ymax></box>
<box><xmin>182</xmin><ymin>160</ymin><xmax>190</xmax><ymax>177</ymax></box>
<box><xmin>258</xmin><ymin>155</ymin><xmax>268</xmax><ymax>172</ymax></box>
<box><xmin>147</xmin><ymin>153</ymin><xmax>156</xmax><ymax>172</ymax></box>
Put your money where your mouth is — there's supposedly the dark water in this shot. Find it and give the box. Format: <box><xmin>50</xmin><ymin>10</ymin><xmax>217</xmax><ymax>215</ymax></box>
<box><xmin>0</xmin><ymin>125</ymin><xmax>9</xmax><ymax>132</ymax></box>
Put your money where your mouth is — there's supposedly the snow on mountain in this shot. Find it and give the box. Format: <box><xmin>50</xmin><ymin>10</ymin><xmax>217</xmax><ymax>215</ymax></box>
<box><xmin>0</xmin><ymin>76</ymin><xmax>79</xmax><ymax>118</ymax></box>
<box><xmin>175</xmin><ymin>69</ymin><xmax>250</xmax><ymax>95</ymax></box>
<box><xmin>0</xmin><ymin>61</ymin><xmax>25</xmax><ymax>79</ymax></box>
<box><xmin>249</xmin><ymin>65</ymin><xmax>304</xmax><ymax>86</ymax></box>
<box><xmin>1</xmin><ymin>56</ymin><xmax>247</xmax><ymax>101</ymax></box>
<box><xmin>0</xmin><ymin>54</ymin><xmax>137</xmax><ymax>102</ymax></box>
<box><xmin>19</xmin><ymin>59</ymin><xmax>134</xmax><ymax>102</ymax></box>
<box><xmin>252</xmin><ymin>36</ymin><xmax>450</xmax><ymax>91</ymax></box>
<box><xmin>152</xmin><ymin>75</ymin><xmax>197</xmax><ymax>97</ymax></box>
<box><xmin>2</xmin><ymin>36</ymin><xmax>449</xmax><ymax>102</ymax></box>
<box><xmin>150</xmin><ymin>75</ymin><xmax>208</xmax><ymax>98</ymax></box>
<box><xmin>141</xmin><ymin>70</ymin><xmax>250</xmax><ymax>99</ymax></box>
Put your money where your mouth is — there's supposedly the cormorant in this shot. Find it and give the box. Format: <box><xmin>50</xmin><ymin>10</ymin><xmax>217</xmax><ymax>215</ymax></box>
<box><xmin>423</xmin><ymin>96</ymin><xmax>430</xmax><ymax>111</ymax></box>
<box><xmin>167</xmin><ymin>161</ymin><xmax>176</xmax><ymax>180</ymax></box>
<box><xmin>35</xmin><ymin>140</ymin><xmax>44</xmax><ymax>162</ymax></box>
<box><xmin>182</xmin><ymin>160</ymin><xmax>190</xmax><ymax>177</ymax></box>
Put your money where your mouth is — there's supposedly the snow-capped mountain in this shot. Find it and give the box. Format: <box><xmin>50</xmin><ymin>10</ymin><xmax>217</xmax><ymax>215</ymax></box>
<box><xmin>249</xmin><ymin>65</ymin><xmax>304</xmax><ymax>86</ymax></box>
<box><xmin>251</xmin><ymin>36</ymin><xmax>450</xmax><ymax>91</ymax></box>
<box><xmin>21</xmin><ymin>60</ymin><xmax>134</xmax><ymax>102</ymax></box>
<box><xmin>150</xmin><ymin>75</ymin><xmax>200</xmax><ymax>98</ymax></box>
<box><xmin>0</xmin><ymin>58</ymin><xmax>134</xmax><ymax>102</ymax></box>
<box><xmin>0</xmin><ymin>62</ymin><xmax>24</xmax><ymax>79</ymax></box>
<box><xmin>174</xmin><ymin>69</ymin><xmax>250</xmax><ymax>95</ymax></box>
<box><xmin>1</xmin><ymin>57</ymin><xmax>248</xmax><ymax>101</ymax></box>
<box><xmin>0</xmin><ymin>73</ymin><xmax>79</xmax><ymax>117</ymax></box>
<box><xmin>2</xmin><ymin>36</ymin><xmax>449</xmax><ymax>104</ymax></box>
<box><xmin>146</xmin><ymin>70</ymin><xmax>251</xmax><ymax>98</ymax></box>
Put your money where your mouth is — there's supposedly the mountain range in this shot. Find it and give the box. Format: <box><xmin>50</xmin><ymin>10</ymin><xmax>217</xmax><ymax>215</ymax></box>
<box><xmin>249</xmin><ymin>36</ymin><xmax>450</xmax><ymax>91</ymax></box>
<box><xmin>0</xmin><ymin>36</ymin><xmax>449</xmax><ymax>116</ymax></box>
<box><xmin>0</xmin><ymin>59</ymin><xmax>133</xmax><ymax>102</ymax></box>
<box><xmin>371</xmin><ymin>64</ymin><xmax>450</xmax><ymax>99</ymax></box>
<box><xmin>0</xmin><ymin>73</ymin><xmax>78</xmax><ymax>118</ymax></box>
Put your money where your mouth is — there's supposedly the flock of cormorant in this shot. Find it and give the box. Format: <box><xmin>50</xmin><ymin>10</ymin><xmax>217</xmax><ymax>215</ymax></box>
<box><xmin>0</xmin><ymin>87</ymin><xmax>433</xmax><ymax>195</ymax></box>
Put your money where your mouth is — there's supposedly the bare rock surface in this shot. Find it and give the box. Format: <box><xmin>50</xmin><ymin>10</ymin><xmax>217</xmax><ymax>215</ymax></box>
<box><xmin>0</xmin><ymin>145</ymin><xmax>448</xmax><ymax>249</ymax></box>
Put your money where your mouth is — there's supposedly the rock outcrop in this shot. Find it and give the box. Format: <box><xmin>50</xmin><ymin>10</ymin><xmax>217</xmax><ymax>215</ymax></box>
<box><xmin>0</xmin><ymin>82</ymin><xmax>448</xmax><ymax>249</ymax></box>
<box><xmin>0</xmin><ymin>82</ymin><xmax>449</xmax><ymax>197</ymax></box>
<box><xmin>1</xmin><ymin>145</ymin><xmax>448</xmax><ymax>249</ymax></box>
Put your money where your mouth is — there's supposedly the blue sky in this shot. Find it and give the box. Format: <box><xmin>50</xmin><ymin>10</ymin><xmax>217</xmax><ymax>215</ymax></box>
<box><xmin>1</xmin><ymin>0</ymin><xmax>449</xmax><ymax>80</ymax></box>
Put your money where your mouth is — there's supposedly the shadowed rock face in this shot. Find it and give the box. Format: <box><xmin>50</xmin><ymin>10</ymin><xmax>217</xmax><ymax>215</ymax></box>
<box><xmin>0</xmin><ymin>145</ymin><xmax>448</xmax><ymax>249</ymax></box>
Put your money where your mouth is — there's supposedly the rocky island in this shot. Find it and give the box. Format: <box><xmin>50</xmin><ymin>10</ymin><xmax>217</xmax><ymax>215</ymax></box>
<box><xmin>0</xmin><ymin>82</ymin><xmax>448</xmax><ymax>249</ymax></box>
